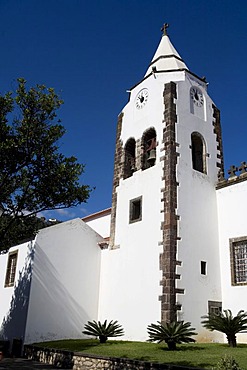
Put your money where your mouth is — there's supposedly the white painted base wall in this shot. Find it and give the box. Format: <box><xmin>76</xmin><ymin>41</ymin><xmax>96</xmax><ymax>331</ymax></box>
<box><xmin>24</xmin><ymin>219</ymin><xmax>103</xmax><ymax>344</ymax></box>
<box><xmin>217</xmin><ymin>181</ymin><xmax>247</xmax><ymax>343</ymax></box>
<box><xmin>0</xmin><ymin>241</ymin><xmax>34</xmax><ymax>344</ymax></box>
<box><xmin>2</xmin><ymin>180</ymin><xmax>247</xmax><ymax>345</ymax></box>
<box><xmin>98</xmin><ymin>166</ymin><xmax>163</xmax><ymax>341</ymax></box>
<box><xmin>0</xmin><ymin>219</ymin><xmax>104</xmax><ymax>345</ymax></box>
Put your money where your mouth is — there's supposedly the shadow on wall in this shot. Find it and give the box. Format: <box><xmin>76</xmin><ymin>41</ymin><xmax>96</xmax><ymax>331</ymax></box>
<box><xmin>0</xmin><ymin>242</ymin><xmax>35</xmax><ymax>344</ymax></box>
<box><xmin>24</xmin><ymin>243</ymin><xmax>91</xmax><ymax>343</ymax></box>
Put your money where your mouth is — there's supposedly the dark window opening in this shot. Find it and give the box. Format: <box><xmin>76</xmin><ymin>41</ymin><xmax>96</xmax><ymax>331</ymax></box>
<box><xmin>191</xmin><ymin>132</ymin><xmax>206</xmax><ymax>174</ymax></box>
<box><xmin>142</xmin><ymin>128</ymin><xmax>157</xmax><ymax>170</ymax></box>
<box><xmin>5</xmin><ymin>251</ymin><xmax>18</xmax><ymax>287</ymax></box>
<box><xmin>201</xmin><ymin>261</ymin><xmax>207</xmax><ymax>275</ymax></box>
<box><xmin>208</xmin><ymin>300</ymin><xmax>222</xmax><ymax>315</ymax></box>
<box><xmin>123</xmin><ymin>138</ymin><xmax>136</xmax><ymax>179</ymax></box>
<box><xmin>129</xmin><ymin>196</ymin><xmax>142</xmax><ymax>223</ymax></box>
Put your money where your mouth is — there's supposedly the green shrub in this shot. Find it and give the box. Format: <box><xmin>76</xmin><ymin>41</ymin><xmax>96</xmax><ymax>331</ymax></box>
<box><xmin>147</xmin><ymin>321</ymin><xmax>197</xmax><ymax>350</ymax></box>
<box><xmin>82</xmin><ymin>320</ymin><xmax>124</xmax><ymax>343</ymax></box>
<box><xmin>213</xmin><ymin>355</ymin><xmax>242</xmax><ymax>370</ymax></box>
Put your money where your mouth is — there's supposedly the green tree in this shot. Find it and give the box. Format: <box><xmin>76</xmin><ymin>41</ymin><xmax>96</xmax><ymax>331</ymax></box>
<box><xmin>0</xmin><ymin>78</ymin><xmax>91</xmax><ymax>253</ymax></box>
<box><xmin>201</xmin><ymin>309</ymin><xmax>247</xmax><ymax>347</ymax></box>
<box><xmin>147</xmin><ymin>321</ymin><xmax>197</xmax><ymax>350</ymax></box>
<box><xmin>82</xmin><ymin>320</ymin><xmax>124</xmax><ymax>343</ymax></box>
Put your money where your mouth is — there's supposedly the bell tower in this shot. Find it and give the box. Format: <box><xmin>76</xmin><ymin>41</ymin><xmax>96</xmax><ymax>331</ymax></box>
<box><xmin>101</xmin><ymin>24</ymin><xmax>224</xmax><ymax>340</ymax></box>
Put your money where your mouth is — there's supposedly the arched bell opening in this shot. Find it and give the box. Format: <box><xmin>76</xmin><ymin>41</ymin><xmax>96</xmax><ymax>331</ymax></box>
<box><xmin>142</xmin><ymin>128</ymin><xmax>157</xmax><ymax>170</ymax></box>
<box><xmin>123</xmin><ymin>138</ymin><xmax>136</xmax><ymax>179</ymax></box>
<box><xmin>191</xmin><ymin>132</ymin><xmax>207</xmax><ymax>174</ymax></box>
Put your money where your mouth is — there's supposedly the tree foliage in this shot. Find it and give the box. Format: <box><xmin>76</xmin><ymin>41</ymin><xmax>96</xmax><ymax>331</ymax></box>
<box><xmin>0</xmin><ymin>78</ymin><xmax>91</xmax><ymax>253</ymax></box>
<box><xmin>201</xmin><ymin>309</ymin><xmax>247</xmax><ymax>347</ymax></box>
<box><xmin>82</xmin><ymin>320</ymin><xmax>124</xmax><ymax>343</ymax></box>
<box><xmin>147</xmin><ymin>321</ymin><xmax>197</xmax><ymax>350</ymax></box>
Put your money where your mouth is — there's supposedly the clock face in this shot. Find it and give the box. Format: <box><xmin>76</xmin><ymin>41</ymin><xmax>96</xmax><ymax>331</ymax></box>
<box><xmin>135</xmin><ymin>89</ymin><xmax>149</xmax><ymax>109</ymax></box>
<box><xmin>190</xmin><ymin>87</ymin><xmax>204</xmax><ymax>107</ymax></box>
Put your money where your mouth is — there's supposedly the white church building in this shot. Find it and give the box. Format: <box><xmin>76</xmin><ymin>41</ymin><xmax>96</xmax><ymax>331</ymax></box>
<box><xmin>1</xmin><ymin>25</ymin><xmax>247</xmax><ymax>347</ymax></box>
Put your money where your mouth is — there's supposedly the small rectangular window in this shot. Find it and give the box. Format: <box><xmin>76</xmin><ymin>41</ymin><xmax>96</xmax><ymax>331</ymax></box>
<box><xmin>201</xmin><ymin>261</ymin><xmax>206</xmax><ymax>275</ymax></box>
<box><xmin>208</xmin><ymin>300</ymin><xmax>222</xmax><ymax>315</ymax></box>
<box><xmin>129</xmin><ymin>196</ymin><xmax>142</xmax><ymax>223</ymax></box>
<box><xmin>5</xmin><ymin>251</ymin><xmax>18</xmax><ymax>287</ymax></box>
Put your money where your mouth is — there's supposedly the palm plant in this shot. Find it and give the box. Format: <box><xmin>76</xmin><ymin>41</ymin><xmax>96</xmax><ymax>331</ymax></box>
<box><xmin>147</xmin><ymin>321</ymin><xmax>197</xmax><ymax>350</ymax></box>
<box><xmin>201</xmin><ymin>309</ymin><xmax>247</xmax><ymax>347</ymax></box>
<box><xmin>82</xmin><ymin>320</ymin><xmax>124</xmax><ymax>343</ymax></box>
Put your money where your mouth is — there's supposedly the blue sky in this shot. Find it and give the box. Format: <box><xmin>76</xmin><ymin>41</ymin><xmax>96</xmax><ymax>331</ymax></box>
<box><xmin>1</xmin><ymin>0</ymin><xmax>247</xmax><ymax>220</ymax></box>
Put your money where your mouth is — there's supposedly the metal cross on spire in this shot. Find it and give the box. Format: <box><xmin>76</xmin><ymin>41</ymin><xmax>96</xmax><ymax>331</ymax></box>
<box><xmin>161</xmin><ymin>23</ymin><xmax>169</xmax><ymax>36</ymax></box>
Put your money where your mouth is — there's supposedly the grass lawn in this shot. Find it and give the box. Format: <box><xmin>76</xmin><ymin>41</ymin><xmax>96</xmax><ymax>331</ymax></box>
<box><xmin>32</xmin><ymin>339</ymin><xmax>247</xmax><ymax>369</ymax></box>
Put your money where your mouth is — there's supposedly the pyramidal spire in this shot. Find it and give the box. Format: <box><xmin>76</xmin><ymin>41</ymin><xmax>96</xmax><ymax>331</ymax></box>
<box><xmin>144</xmin><ymin>23</ymin><xmax>188</xmax><ymax>77</ymax></box>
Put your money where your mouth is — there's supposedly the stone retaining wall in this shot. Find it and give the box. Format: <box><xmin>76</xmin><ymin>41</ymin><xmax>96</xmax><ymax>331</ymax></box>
<box><xmin>24</xmin><ymin>345</ymin><xmax>204</xmax><ymax>370</ymax></box>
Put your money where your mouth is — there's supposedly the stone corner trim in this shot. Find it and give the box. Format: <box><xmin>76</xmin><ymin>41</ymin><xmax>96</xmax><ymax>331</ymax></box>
<box><xmin>160</xmin><ymin>81</ymin><xmax>180</xmax><ymax>324</ymax></box>
<box><xmin>109</xmin><ymin>112</ymin><xmax>124</xmax><ymax>249</ymax></box>
<box><xmin>212</xmin><ymin>104</ymin><xmax>224</xmax><ymax>180</ymax></box>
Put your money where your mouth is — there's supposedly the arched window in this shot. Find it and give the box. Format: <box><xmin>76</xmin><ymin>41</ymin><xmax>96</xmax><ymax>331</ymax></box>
<box><xmin>191</xmin><ymin>132</ymin><xmax>206</xmax><ymax>174</ymax></box>
<box><xmin>123</xmin><ymin>138</ymin><xmax>136</xmax><ymax>179</ymax></box>
<box><xmin>142</xmin><ymin>128</ymin><xmax>157</xmax><ymax>170</ymax></box>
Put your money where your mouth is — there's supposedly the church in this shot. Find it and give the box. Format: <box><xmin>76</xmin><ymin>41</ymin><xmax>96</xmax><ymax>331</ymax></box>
<box><xmin>1</xmin><ymin>24</ymin><xmax>247</xmax><ymax>347</ymax></box>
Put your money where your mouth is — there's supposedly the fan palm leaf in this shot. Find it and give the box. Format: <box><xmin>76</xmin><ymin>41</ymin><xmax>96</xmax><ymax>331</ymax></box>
<box><xmin>82</xmin><ymin>320</ymin><xmax>124</xmax><ymax>343</ymax></box>
<box><xmin>201</xmin><ymin>309</ymin><xmax>247</xmax><ymax>347</ymax></box>
<box><xmin>147</xmin><ymin>321</ymin><xmax>197</xmax><ymax>350</ymax></box>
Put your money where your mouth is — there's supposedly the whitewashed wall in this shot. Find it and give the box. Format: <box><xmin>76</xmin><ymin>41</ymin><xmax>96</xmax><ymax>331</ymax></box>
<box><xmin>99</xmin><ymin>71</ymin><xmax>188</xmax><ymax>341</ymax></box>
<box><xmin>24</xmin><ymin>219</ymin><xmax>103</xmax><ymax>344</ymax></box>
<box><xmin>0</xmin><ymin>241</ymin><xmax>34</xmax><ymax>344</ymax></box>
<box><xmin>217</xmin><ymin>180</ymin><xmax>247</xmax><ymax>343</ymax></box>
<box><xmin>175</xmin><ymin>77</ymin><xmax>222</xmax><ymax>342</ymax></box>
<box><xmin>84</xmin><ymin>211</ymin><xmax>111</xmax><ymax>238</ymax></box>
<box><xmin>99</xmin><ymin>168</ymin><xmax>163</xmax><ymax>341</ymax></box>
<box><xmin>99</xmin><ymin>70</ymin><xmax>223</xmax><ymax>342</ymax></box>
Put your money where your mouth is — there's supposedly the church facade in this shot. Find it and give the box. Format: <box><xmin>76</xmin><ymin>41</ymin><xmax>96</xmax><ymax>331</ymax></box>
<box><xmin>1</xmin><ymin>26</ymin><xmax>247</xmax><ymax>346</ymax></box>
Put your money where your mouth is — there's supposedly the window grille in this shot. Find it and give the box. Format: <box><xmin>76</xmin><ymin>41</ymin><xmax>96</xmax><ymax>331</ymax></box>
<box><xmin>233</xmin><ymin>240</ymin><xmax>247</xmax><ymax>284</ymax></box>
<box><xmin>208</xmin><ymin>300</ymin><xmax>222</xmax><ymax>315</ymax></box>
<box><xmin>5</xmin><ymin>251</ymin><xmax>18</xmax><ymax>287</ymax></box>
